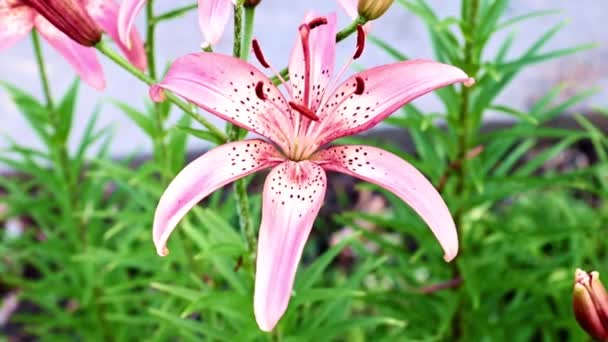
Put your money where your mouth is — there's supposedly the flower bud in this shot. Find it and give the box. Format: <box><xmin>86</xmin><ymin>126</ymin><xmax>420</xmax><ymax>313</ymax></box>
<box><xmin>357</xmin><ymin>0</ymin><xmax>394</xmax><ymax>21</ymax></box>
<box><xmin>244</xmin><ymin>0</ymin><xmax>261</xmax><ymax>7</ymax></box>
<box><xmin>24</xmin><ymin>0</ymin><xmax>102</xmax><ymax>46</ymax></box>
<box><xmin>573</xmin><ymin>269</ymin><xmax>608</xmax><ymax>341</ymax></box>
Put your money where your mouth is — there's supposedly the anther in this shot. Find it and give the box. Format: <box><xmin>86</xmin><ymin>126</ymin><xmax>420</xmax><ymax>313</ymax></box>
<box><xmin>354</xmin><ymin>76</ymin><xmax>365</xmax><ymax>95</ymax></box>
<box><xmin>252</xmin><ymin>39</ymin><xmax>270</xmax><ymax>68</ymax></box>
<box><xmin>255</xmin><ymin>81</ymin><xmax>267</xmax><ymax>100</ymax></box>
<box><xmin>354</xmin><ymin>25</ymin><xmax>365</xmax><ymax>59</ymax></box>
<box><xmin>308</xmin><ymin>17</ymin><xmax>328</xmax><ymax>29</ymax></box>
<box><xmin>289</xmin><ymin>102</ymin><xmax>319</xmax><ymax>121</ymax></box>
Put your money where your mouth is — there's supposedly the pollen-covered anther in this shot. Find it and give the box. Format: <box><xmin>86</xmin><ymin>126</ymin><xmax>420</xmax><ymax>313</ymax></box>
<box><xmin>354</xmin><ymin>25</ymin><xmax>366</xmax><ymax>59</ymax></box>
<box><xmin>354</xmin><ymin>76</ymin><xmax>365</xmax><ymax>95</ymax></box>
<box><xmin>255</xmin><ymin>81</ymin><xmax>267</xmax><ymax>100</ymax></box>
<box><xmin>307</xmin><ymin>17</ymin><xmax>328</xmax><ymax>29</ymax></box>
<box><xmin>252</xmin><ymin>39</ymin><xmax>270</xmax><ymax>68</ymax></box>
<box><xmin>289</xmin><ymin>102</ymin><xmax>319</xmax><ymax>121</ymax></box>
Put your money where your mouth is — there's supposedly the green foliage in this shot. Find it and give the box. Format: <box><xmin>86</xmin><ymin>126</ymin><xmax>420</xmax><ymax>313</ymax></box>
<box><xmin>1</xmin><ymin>0</ymin><xmax>606</xmax><ymax>341</ymax></box>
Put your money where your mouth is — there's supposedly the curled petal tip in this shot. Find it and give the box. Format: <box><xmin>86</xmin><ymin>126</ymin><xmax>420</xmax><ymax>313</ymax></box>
<box><xmin>149</xmin><ymin>85</ymin><xmax>166</xmax><ymax>102</ymax></box>
<box><xmin>200</xmin><ymin>40</ymin><xmax>211</xmax><ymax>50</ymax></box>
<box><xmin>464</xmin><ymin>77</ymin><xmax>475</xmax><ymax>87</ymax></box>
<box><xmin>157</xmin><ymin>246</ymin><xmax>169</xmax><ymax>257</ymax></box>
<box><xmin>443</xmin><ymin>250</ymin><xmax>458</xmax><ymax>262</ymax></box>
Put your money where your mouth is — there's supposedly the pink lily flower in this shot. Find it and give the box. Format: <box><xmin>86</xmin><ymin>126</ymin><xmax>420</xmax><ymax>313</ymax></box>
<box><xmin>150</xmin><ymin>13</ymin><xmax>473</xmax><ymax>331</ymax></box>
<box><xmin>337</xmin><ymin>0</ymin><xmax>361</xmax><ymax>22</ymax></box>
<box><xmin>118</xmin><ymin>0</ymin><xmax>231</xmax><ymax>49</ymax></box>
<box><xmin>0</xmin><ymin>0</ymin><xmax>147</xmax><ymax>90</ymax></box>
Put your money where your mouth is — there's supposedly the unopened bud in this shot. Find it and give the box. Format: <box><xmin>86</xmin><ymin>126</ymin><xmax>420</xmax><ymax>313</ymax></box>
<box><xmin>24</xmin><ymin>0</ymin><xmax>102</xmax><ymax>46</ymax></box>
<box><xmin>244</xmin><ymin>0</ymin><xmax>261</xmax><ymax>7</ymax></box>
<box><xmin>573</xmin><ymin>269</ymin><xmax>608</xmax><ymax>341</ymax></box>
<box><xmin>357</xmin><ymin>0</ymin><xmax>394</xmax><ymax>21</ymax></box>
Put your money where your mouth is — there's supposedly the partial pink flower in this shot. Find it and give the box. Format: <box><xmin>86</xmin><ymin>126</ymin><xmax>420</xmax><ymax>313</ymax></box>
<box><xmin>337</xmin><ymin>0</ymin><xmax>371</xmax><ymax>32</ymax></box>
<box><xmin>0</xmin><ymin>0</ymin><xmax>147</xmax><ymax>89</ymax></box>
<box><xmin>151</xmin><ymin>13</ymin><xmax>473</xmax><ymax>331</ymax></box>
<box><xmin>118</xmin><ymin>0</ymin><xmax>231</xmax><ymax>49</ymax></box>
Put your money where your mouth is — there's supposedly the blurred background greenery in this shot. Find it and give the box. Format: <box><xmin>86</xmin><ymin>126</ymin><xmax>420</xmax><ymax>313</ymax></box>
<box><xmin>1</xmin><ymin>0</ymin><xmax>606</xmax><ymax>340</ymax></box>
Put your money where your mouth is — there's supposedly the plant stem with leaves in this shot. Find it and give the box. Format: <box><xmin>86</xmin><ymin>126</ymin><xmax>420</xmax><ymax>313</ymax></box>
<box><xmin>451</xmin><ymin>0</ymin><xmax>480</xmax><ymax>338</ymax></box>
<box><xmin>145</xmin><ymin>0</ymin><xmax>172</xmax><ymax>181</ymax></box>
<box><xmin>228</xmin><ymin>0</ymin><xmax>258</xmax><ymax>264</ymax></box>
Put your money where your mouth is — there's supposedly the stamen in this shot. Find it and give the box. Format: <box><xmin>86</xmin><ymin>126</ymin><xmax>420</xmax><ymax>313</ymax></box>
<box><xmin>252</xmin><ymin>39</ymin><xmax>270</xmax><ymax>68</ymax></box>
<box><xmin>255</xmin><ymin>81</ymin><xmax>267</xmax><ymax>100</ymax></box>
<box><xmin>289</xmin><ymin>101</ymin><xmax>319</xmax><ymax>121</ymax></box>
<box><xmin>354</xmin><ymin>25</ymin><xmax>365</xmax><ymax>60</ymax></box>
<box><xmin>308</xmin><ymin>17</ymin><xmax>328</xmax><ymax>29</ymax></box>
<box><xmin>298</xmin><ymin>24</ymin><xmax>312</xmax><ymax>106</ymax></box>
<box><xmin>354</xmin><ymin>76</ymin><xmax>365</xmax><ymax>95</ymax></box>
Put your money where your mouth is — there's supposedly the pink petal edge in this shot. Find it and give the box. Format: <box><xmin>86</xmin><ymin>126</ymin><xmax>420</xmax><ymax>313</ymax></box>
<box><xmin>317</xmin><ymin>145</ymin><xmax>458</xmax><ymax>261</ymax></box>
<box><xmin>86</xmin><ymin>0</ymin><xmax>147</xmax><ymax>71</ymax></box>
<box><xmin>117</xmin><ymin>0</ymin><xmax>146</xmax><ymax>48</ymax></box>
<box><xmin>254</xmin><ymin>161</ymin><xmax>327</xmax><ymax>331</ymax></box>
<box><xmin>198</xmin><ymin>0</ymin><xmax>232</xmax><ymax>47</ymax></box>
<box><xmin>34</xmin><ymin>15</ymin><xmax>105</xmax><ymax>90</ymax></box>
<box><xmin>0</xmin><ymin>3</ymin><xmax>35</xmax><ymax>51</ymax></box>
<box><xmin>151</xmin><ymin>52</ymin><xmax>294</xmax><ymax>152</ymax></box>
<box><xmin>315</xmin><ymin>59</ymin><xmax>473</xmax><ymax>146</ymax></box>
<box><xmin>153</xmin><ymin>140</ymin><xmax>280</xmax><ymax>256</ymax></box>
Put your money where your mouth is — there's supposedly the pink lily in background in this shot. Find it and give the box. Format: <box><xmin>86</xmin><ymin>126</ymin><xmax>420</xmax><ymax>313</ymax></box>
<box><xmin>118</xmin><ymin>0</ymin><xmax>231</xmax><ymax>49</ymax></box>
<box><xmin>150</xmin><ymin>12</ymin><xmax>473</xmax><ymax>331</ymax></box>
<box><xmin>337</xmin><ymin>0</ymin><xmax>372</xmax><ymax>32</ymax></box>
<box><xmin>0</xmin><ymin>0</ymin><xmax>147</xmax><ymax>90</ymax></box>
<box><xmin>338</xmin><ymin>0</ymin><xmax>394</xmax><ymax>29</ymax></box>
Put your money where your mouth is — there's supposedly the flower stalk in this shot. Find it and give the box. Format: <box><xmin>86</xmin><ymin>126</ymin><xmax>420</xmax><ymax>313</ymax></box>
<box><xmin>228</xmin><ymin>0</ymin><xmax>258</xmax><ymax>260</ymax></box>
<box><xmin>145</xmin><ymin>0</ymin><xmax>171</xmax><ymax>181</ymax></box>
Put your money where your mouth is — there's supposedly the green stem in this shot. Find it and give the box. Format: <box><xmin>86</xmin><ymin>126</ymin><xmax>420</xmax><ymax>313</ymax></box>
<box><xmin>96</xmin><ymin>41</ymin><xmax>227</xmax><ymax>143</ymax></box>
<box><xmin>228</xmin><ymin>0</ymin><xmax>257</xmax><ymax>259</ymax></box>
<box><xmin>146</xmin><ymin>1</ymin><xmax>157</xmax><ymax>80</ymax></box>
<box><xmin>153</xmin><ymin>3</ymin><xmax>197</xmax><ymax>23</ymax></box>
<box><xmin>145</xmin><ymin>0</ymin><xmax>171</xmax><ymax>181</ymax></box>
<box><xmin>271</xmin><ymin>16</ymin><xmax>367</xmax><ymax>85</ymax></box>
<box><xmin>31</xmin><ymin>30</ymin><xmax>74</xmax><ymax>204</ymax></box>
<box><xmin>31</xmin><ymin>31</ymin><xmax>53</xmax><ymax>109</ymax></box>
<box><xmin>241</xmin><ymin>6</ymin><xmax>256</xmax><ymax>61</ymax></box>
<box><xmin>451</xmin><ymin>0</ymin><xmax>480</xmax><ymax>339</ymax></box>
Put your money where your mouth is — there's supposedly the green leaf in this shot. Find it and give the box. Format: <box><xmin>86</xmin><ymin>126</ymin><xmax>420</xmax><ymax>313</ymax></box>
<box><xmin>55</xmin><ymin>79</ymin><xmax>79</xmax><ymax>141</ymax></box>
<box><xmin>112</xmin><ymin>100</ymin><xmax>156</xmax><ymax>136</ymax></box>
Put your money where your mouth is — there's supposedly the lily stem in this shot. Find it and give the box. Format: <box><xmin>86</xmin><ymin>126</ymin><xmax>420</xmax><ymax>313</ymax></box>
<box><xmin>271</xmin><ymin>16</ymin><xmax>367</xmax><ymax>85</ymax></box>
<box><xmin>31</xmin><ymin>31</ymin><xmax>53</xmax><ymax>109</ymax></box>
<box><xmin>95</xmin><ymin>41</ymin><xmax>227</xmax><ymax>143</ymax></box>
<box><xmin>241</xmin><ymin>6</ymin><xmax>256</xmax><ymax>61</ymax></box>
<box><xmin>229</xmin><ymin>0</ymin><xmax>258</xmax><ymax>261</ymax></box>
<box><xmin>146</xmin><ymin>0</ymin><xmax>171</xmax><ymax>182</ymax></box>
<box><xmin>31</xmin><ymin>30</ymin><xmax>75</xmax><ymax>219</ymax></box>
<box><xmin>153</xmin><ymin>3</ymin><xmax>198</xmax><ymax>23</ymax></box>
<box><xmin>451</xmin><ymin>0</ymin><xmax>480</xmax><ymax>339</ymax></box>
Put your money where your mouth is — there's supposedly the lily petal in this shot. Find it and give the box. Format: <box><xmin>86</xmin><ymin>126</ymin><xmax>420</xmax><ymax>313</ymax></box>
<box><xmin>0</xmin><ymin>2</ymin><xmax>35</xmax><ymax>51</ymax></box>
<box><xmin>34</xmin><ymin>15</ymin><xmax>105</xmax><ymax>89</ymax></box>
<box><xmin>289</xmin><ymin>12</ymin><xmax>337</xmax><ymax>110</ymax></box>
<box><xmin>316</xmin><ymin>59</ymin><xmax>473</xmax><ymax>146</ymax></box>
<box><xmin>336</xmin><ymin>0</ymin><xmax>371</xmax><ymax>32</ymax></box>
<box><xmin>317</xmin><ymin>145</ymin><xmax>458</xmax><ymax>261</ymax></box>
<box><xmin>151</xmin><ymin>52</ymin><xmax>293</xmax><ymax>151</ymax></box>
<box><xmin>198</xmin><ymin>0</ymin><xmax>231</xmax><ymax>48</ymax></box>
<box><xmin>117</xmin><ymin>0</ymin><xmax>145</xmax><ymax>48</ymax></box>
<box><xmin>255</xmin><ymin>160</ymin><xmax>327</xmax><ymax>331</ymax></box>
<box><xmin>85</xmin><ymin>0</ymin><xmax>147</xmax><ymax>71</ymax></box>
<box><xmin>337</xmin><ymin>0</ymin><xmax>358</xmax><ymax>19</ymax></box>
<box><xmin>153</xmin><ymin>139</ymin><xmax>280</xmax><ymax>257</ymax></box>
